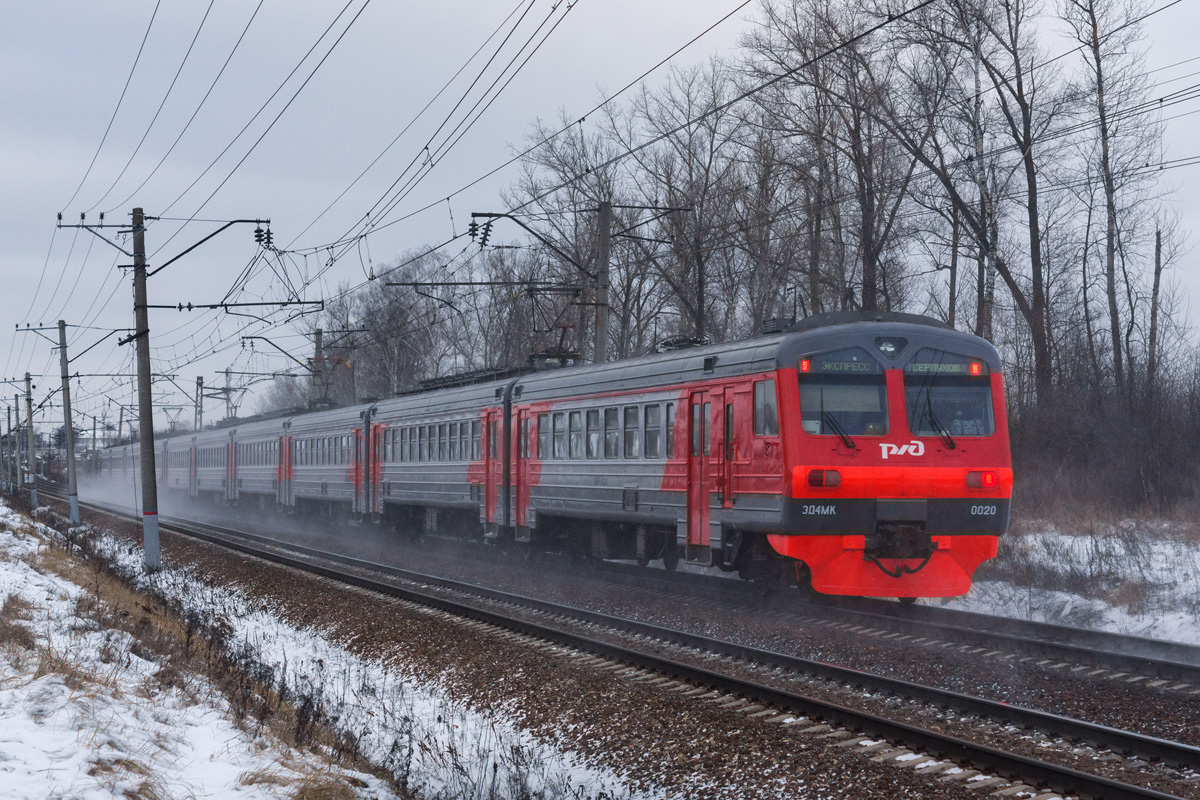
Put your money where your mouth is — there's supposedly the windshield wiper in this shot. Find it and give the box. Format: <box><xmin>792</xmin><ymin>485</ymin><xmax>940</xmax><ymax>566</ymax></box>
<box><xmin>924</xmin><ymin>395</ymin><xmax>956</xmax><ymax>450</ymax></box>
<box><xmin>822</xmin><ymin>412</ymin><xmax>857</xmax><ymax>450</ymax></box>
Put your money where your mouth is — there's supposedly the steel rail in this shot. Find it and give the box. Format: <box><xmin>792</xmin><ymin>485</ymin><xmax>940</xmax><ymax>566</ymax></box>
<box><xmin>31</xmin><ymin>489</ymin><xmax>1195</xmax><ymax>799</ymax></box>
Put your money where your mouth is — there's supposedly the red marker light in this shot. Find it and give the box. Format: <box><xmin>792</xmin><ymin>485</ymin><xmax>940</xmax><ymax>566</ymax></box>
<box><xmin>969</xmin><ymin>362</ymin><xmax>982</xmax><ymax>376</ymax></box>
<box><xmin>800</xmin><ymin>359</ymin><xmax>811</xmax><ymax>373</ymax></box>
<box><xmin>966</xmin><ymin>470</ymin><xmax>999</xmax><ymax>489</ymax></box>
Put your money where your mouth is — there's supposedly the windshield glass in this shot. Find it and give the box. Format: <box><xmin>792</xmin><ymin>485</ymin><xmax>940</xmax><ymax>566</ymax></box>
<box><xmin>799</xmin><ymin>347</ymin><xmax>888</xmax><ymax>436</ymax></box>
<box><xmin>904</xmin><ymin>349</ymin><xmax>995</xmax><ymax>437</ymax></box>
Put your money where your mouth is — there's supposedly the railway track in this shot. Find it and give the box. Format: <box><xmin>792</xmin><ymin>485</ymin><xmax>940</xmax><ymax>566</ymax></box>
<box><xmin>27</xmin><ymin>486</ymin><xmax>1199</xmax><ymax>799</ymax></box>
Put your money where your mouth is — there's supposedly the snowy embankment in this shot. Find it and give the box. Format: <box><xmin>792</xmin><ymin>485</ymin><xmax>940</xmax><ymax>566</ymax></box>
<box><xmin>0</xmin><ymin>500</ymin><xmax>641</xmax><ymax>800</ymax></box>
<box><xmin>0</xmin><ymin>503</ymin><xmax>392</xmax><ymax>799</ymax></box>
<box><xmin>944</xmin><ymin>521</ymin><xmax>1200</xmax><ymax>646</ymax></box>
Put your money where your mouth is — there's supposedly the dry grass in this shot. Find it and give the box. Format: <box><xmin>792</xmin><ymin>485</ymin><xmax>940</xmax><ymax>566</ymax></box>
<box><xmin>34</xmin><ymin>645</ymin><xmax>118</xmax><ymax>692</ymax></box>
<box><xmin>0</xmin><ymin>595</ymin><xmax>36</xmax><ymax>650</ymax></box>
<box><xmin>3</xmin><ymin>502</ymin><xmax>405</xmax><ymax>798</ymax></box>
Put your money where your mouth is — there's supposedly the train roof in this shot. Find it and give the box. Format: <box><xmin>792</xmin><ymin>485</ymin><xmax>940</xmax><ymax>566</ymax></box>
<box><xmin>102</xmin><ymin>311</ymin><xmax>1000</xmax><ymax>453</ymax></box>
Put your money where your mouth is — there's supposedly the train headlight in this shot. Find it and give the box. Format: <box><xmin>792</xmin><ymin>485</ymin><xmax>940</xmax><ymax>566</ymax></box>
<box><xmin>807</xmin><ymin>469</ymin><xmax>841</xmax><ymax>488</ymax></box>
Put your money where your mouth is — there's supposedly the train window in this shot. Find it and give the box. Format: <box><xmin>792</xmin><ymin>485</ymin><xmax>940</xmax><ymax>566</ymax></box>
<box><xmin>399</xmin><ymin>428</ymin><xmax>407</xmax><ymax>462</ymax></box>
<box><xmin>449</xmin><ymin>423</ymin><xmax>459</xmax><ymax>461</ymax></box>
<box><xmin>488</xmin><ymin>419</ymin><xmax>498</xmax><ymax>459</ymax></box>
<box><xmin>799</xmin><ymin>347</ymin><xmax>888</xmax><ymax>437</ymax></box>
<box><xmin>725</xmin><ymin>403</ymin><xmax>734</xmax><ymax>460</ymax></box>
<box><xmin>518</xmin><ymin>418</ymin><xmax>529</xmax><ymax>459</ymax></box>
<box><xmin>552</xmin><ymin>412</ymin><xmax>566</xmax><ymax>459</ymax></box>
<box><xmin>472</xmin><ymin>421</ymin><xmax>481</xmax><ymax>460</ymax></box>
<box><xmin>407</xmin><ymin>428</ymin><xmax>416</xmax><ymax>462</ymax></box>
<box><xmin>459</xmin><ymin>422</ymin><xmax>469</xmax><ymax>460</ymax></box>
<box><xmin>585</xmin><ymin>409</ymin><xmax>600</xmax><ymax>459</ymax></box>
<box><xmin>644</xmin><ymin>404</ymin><xmax>661</xmax><ymax>459</ymax></box>
<box><xmin>604</xmin><ymin>408</ymin><xmax>619</xmax><ymax>458</ymax></box>
<box><xmin>665</xmin><ymin>403</ymin><xmax>676</xmax><ymax>457</ymax></box>
<box><xmin>903</xmin><ymin>349</ymin><xmax>995</xmax><ymax>438</ymax></box>
<box><xmin>702</xmin><ymin>403</ymin><xmax>712</xmax><ymax>456</ymax></box>
<box><xmin>754</xmin><ymin>380</ymin><xmax>779</xmax><ymax>436</ymax></box>
<box><xmin>439</xmin><ymin>424</ymin><xmax>448</xmax><ymax>461</ymax></box>
<box><xmin>624</xmin><ymin>406</ymin><xmax>640</xmax><ymax>459</ymax></box>
<box><xmin>418</xmin><ymin>427</ymin><xmax>428</xmax><ymax>462</ymax></box>
<box><xmin>537</xmin><ymin>414</ymin><xmax>549</xmax><ymax>460</ymax></box>
<box><xmin>568</xmin><ymin>411</ymin><xmax>583</xmax><ymax>459</ymax></box>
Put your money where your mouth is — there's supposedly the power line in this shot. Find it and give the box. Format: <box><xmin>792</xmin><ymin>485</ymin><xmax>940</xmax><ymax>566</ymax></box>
<box><xmin>87</xmin><ymin>0</ymin><xmax>218</xmax><ymax>213</ymax></box>
<box><xmin>60</xmin><ymin>0</ymin><xmax>163</xmax><ymax>211</ymax></box>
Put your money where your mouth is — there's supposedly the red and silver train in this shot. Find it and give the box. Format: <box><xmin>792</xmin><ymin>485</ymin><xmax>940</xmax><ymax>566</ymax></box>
<box><xmin>94</xmin><ymin>311</ymin><xmax>1013</xmax><ymax>598</ymax></box>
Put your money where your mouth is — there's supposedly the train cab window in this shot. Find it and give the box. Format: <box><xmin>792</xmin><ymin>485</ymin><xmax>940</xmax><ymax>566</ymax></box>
<box><xmin>799</xmin><ymin>347</ymin><xmax>888</xmax><ymax>437</ymax></box>
<box><xmin>537</xmin><ymin>414</ymin><xmax>550</xmax><ymax>460</ymax></box>
<box><xmin>903</xmin><ymin>349</ymin><xmax>995</xmax><ymax>438</ymax></box>
<box><xmin>604</xmin><ymin>407</ymin><xmax>620</xmax><ymax>458</ymax></box>
<box><xmin>623</xmin><ymin>406</ymin><xmax>640</xmax><ymax>458</ymax></box>
<box><xmin>568</xmin><ymin>411</ymin><xmax>583</xmax><ymax>459</ymax></box>
<box><xmin>585</xmin><ymin>410</ymin><xmax>601</xmax><ymax>459</ymax></box>
<box><xmin>754</xmin><ymin>379</ymin><xmax>779</xmax><ymax>436</ymax></box>
<box><xmin>644</xmin><ymin>404</ymin><xmax>661</xmax><ymax>459</ymax></box>
<box><xmin>472</xmin><ymin>421</ymin><xmax>482</xmax><ymax>460</ymax></box>
<box><xmin>665</xmin><ymin>402</ymin><xmax>675</xmax><ymax>457</ymax></box>
<box><xmin>552</xmin><ymin>412</ymin><xmax>566</xmax><ymax>459</ymax></box>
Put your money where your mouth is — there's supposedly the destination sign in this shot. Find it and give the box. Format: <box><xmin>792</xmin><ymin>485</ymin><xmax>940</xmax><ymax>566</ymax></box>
<box><xmin>903</xmin><ymin>348</ymin><xmax>989</xmax><ymax>377</ymax></box>
<box><xmin>799</xmin><ymin>347</ymin><xmax>881</xmax><ymax>375</ymax></box>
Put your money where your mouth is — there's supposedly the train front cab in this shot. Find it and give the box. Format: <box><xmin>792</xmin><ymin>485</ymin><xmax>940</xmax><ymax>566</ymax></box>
<box><xmin>767</xmin><ymin>324</ymin><xmax>1013</xmax><ymax>598</ymax></box>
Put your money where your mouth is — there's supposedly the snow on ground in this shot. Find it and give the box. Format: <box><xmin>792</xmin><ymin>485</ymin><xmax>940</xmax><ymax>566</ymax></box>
<box><xmin>11</xmin><ymin>501</ymin><xmax>647</xmax><ymax>800</ymax></box>
<box><xmin>0</xmin><ymin>503</ymin><xmax>394</xmax><ymax>800</ymax></box>
<box><xmin>942</xmin><ymin>521</ymin><xmax>1200</xmax><ymax>645</ymax></box>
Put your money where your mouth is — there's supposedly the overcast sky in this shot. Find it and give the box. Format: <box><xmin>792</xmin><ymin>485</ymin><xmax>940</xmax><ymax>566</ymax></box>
<box><xmin>1</xmin><ymin>0</ymin><xmax>1196</xmax><ymax>437</ymax></box>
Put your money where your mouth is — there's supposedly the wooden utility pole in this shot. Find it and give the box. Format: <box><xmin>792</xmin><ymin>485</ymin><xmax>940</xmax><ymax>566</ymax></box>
<box><xmin>131</xmin><ymin>207</ymin><xmax>161</xmax><ymax>569</ymax></box>
<box><xmin>24</xmin><ymin>373</ymin><xmax>36</xmax><ymax>509</ymax></box>
<box><xmin>58</xmin><ymin>320</ymin><xmax>80</xmax><ymax>524</ymax></box>
<box><xmin>594</xmin><ymin>202</ymin><xmax>612</xmax><ymax>363</ymax></box>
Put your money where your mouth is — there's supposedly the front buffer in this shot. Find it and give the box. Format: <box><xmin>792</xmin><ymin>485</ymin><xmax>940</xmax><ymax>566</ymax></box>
<box><xmin>767</xmin><ymin>469</ymin><xmax>1012</xmax><ymax>597</ymax></box>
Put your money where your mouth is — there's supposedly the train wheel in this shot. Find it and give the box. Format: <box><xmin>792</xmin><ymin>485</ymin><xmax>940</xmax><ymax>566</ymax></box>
<box><xmin>661</xmin><ymin>543</ymin><xmax>679</xmax><ymax>572</ymax></box>
<box><xmin>794</xmin><ymin>561</ymin><xmax>814</xmax><ymax>601</ymax></box>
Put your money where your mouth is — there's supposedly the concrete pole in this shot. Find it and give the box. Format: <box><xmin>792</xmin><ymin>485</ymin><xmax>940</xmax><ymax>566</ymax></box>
<box><xmin>13</xmin><ymin>395</ymin><xmax>19</xmax><ymax>491</ymax></box>
<box><xmin>594</xmin><ymin>201</ymin><xmax>612</xmax><ymax>364</ymax></box>
<box><xmin>3</xmin><ymin>405</ymin><xmax>9</xmax><ymax>491</ymax></box>
<box><xmin>25</xmin><ymin>373</ymin><xmax>37</xmax><ymax>509</ymax></box>
<box><xmin>58</xmin><ymin>321</ymin><xmax>80</xmax><ymax>524</ymax></box>
<box><xmin>312</xmin><ymin>329</ymin><xmax>324</xmax><ymax>404</ymax></box>
<box><xmin>131</xmin><ymin>207</ymin><xmax>161</xmax><ymax>569</ymax></box>
<box><xmin>195</xmin><ymin>376</ymin><xmax>203</xmax><ymax>431</ymax></box>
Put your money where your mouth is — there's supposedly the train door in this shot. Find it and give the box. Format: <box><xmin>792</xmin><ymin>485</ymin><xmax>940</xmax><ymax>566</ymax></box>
<box><xmin>513</xmin><ymin>408</ymin><xmax>531</xmax><ymax>528</ymax></box>
<box><xmin>686</xmin><ymin>390</ymin><xmax>713</xmax><ymax>562</ymax></box>
<box><xmin>353</xmin><ymin>427</ymin><xmax>364</xmax><ymax>515</ymax></box>
<box><xmin>484</xmin><ymin>410</ymin><xmax>500</xmax><ymax>525</ymax></box>
<box><xmin>276</xmin><ymin>436</ymin><xmax>291</xmax><ymax>507</ymax></box>
<box><xmin>370</xmin><ymin>422</ymin><xmax>385</xmax><ymax>517</ymax></box>
<box><xmin>188</xmin><ymin>438</ymin><xmax>198</xmax><ymax>498</ymax></box>
<box><xmin>226</xmin><ymin>439</ymin><xmax>237</xmax><ymax>502</ymax></box>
